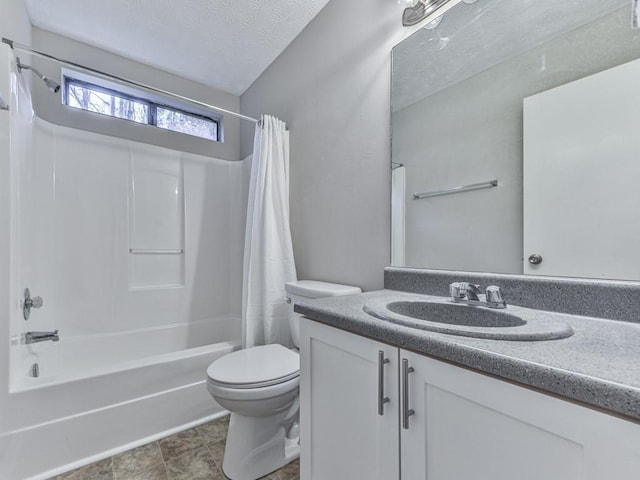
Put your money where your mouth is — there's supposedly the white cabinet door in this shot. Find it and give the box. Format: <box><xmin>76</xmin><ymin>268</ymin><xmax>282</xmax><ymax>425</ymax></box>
<box><xmin>300</xmin><ymin>319</ymin><xmax>400</xmax><ymax>480</ymax></box>
<box><xmin>400</xmin><ymin>350</ymin><xmax>640</xmax><ymax>480</ymax></box>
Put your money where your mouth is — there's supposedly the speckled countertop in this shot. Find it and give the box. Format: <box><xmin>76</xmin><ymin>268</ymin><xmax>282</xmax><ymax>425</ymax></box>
<box><xmin>294</xmin><ymin>289</ymin><xmax>640</xmax><ymax>423</ymax></box>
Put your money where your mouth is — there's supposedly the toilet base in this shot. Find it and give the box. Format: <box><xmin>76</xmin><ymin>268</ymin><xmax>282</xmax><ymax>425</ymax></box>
<box><xmin>222</xmin><ymin>411</ymin><xmax>300</xmax><ymax>480</ymax></box>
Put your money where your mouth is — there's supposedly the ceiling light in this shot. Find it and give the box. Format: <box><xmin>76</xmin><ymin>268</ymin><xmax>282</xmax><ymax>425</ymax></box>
<box><xmin>402</xmin><ymin>0</ymin><xmax>453</xmax><ymax>27</ymax></box>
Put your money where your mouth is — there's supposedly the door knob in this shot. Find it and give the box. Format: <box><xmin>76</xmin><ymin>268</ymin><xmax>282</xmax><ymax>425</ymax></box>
<box><xmin>528</xmin><ymin>254</ymin><xmax>543</xmax><ymax>265</ymax></box>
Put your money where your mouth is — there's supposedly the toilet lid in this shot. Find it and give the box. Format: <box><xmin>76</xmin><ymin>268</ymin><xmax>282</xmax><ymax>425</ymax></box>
<box><xmin>207</xmin><ymin>344</ymin><xmax>300</xmax><ymax>388</ymax></box>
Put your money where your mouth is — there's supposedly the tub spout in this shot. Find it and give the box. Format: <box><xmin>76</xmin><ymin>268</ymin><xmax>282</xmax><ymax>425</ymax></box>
<box><xmin>25</xmin><ymin>330</ymin><xmax>59</xmax><ymax>344</ymax></box>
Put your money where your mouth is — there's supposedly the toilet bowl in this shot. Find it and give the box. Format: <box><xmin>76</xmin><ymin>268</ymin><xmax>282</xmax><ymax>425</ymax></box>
<box><xmin>206</xmin><ymin>280</ymin><xmax>361</xmax><ymax>480</ymax></box>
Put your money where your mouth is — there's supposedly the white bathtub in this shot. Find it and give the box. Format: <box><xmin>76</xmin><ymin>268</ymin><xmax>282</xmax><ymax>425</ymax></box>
<box><xmin>2</xmin><ymin>315</ymin><xmax>240</xmax><ymax>480</ymax></box>
<box><xmin>12</xmin><ymin>316</ymin><xmax>240</xmax><ymax>390</ymax></box>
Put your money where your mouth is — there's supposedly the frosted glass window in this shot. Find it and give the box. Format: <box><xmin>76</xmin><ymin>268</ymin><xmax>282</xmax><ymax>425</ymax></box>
<box><xmin>63</xmin><ymin>76</ymin><xmax>220</xmax><ymax>141</ymax></box>
<box><xmin>156</xmin><ymin>107</ymin><xmax>218</xmax><ymax>140</ymax></box>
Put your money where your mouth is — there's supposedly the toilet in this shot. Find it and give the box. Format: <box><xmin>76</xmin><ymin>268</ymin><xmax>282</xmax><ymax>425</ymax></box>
<box><xmin>206</xmin><ymin>280</ymin><xmax>361</xmax><ymax>480</ymax></box>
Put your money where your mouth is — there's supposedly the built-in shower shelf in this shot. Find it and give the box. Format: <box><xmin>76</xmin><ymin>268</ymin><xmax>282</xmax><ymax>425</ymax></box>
<box><xmin>129</xmin><ymin>247</ymin><xmax>185</xmax><ymax>288</ymax></box>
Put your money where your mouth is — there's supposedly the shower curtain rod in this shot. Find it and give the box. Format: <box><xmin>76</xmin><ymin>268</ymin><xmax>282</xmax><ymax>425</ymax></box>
<box><xmin>1</xmin><ymin>37</ymin><xmax>260</xmax><ymax>124</ymax></box>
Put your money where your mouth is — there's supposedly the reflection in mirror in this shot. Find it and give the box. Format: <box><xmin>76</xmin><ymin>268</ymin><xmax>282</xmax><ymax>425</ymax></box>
<box><xmin>391</xmin><ymin>0</ymin><xmax>640</xmax><ymax>281</ymax></box>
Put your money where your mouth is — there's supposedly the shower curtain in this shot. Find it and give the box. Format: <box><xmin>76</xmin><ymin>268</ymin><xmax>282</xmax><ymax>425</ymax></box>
<box><xmin>242</xmin><ymin>115</ymin><xmax>297</xmax><ymax>348</ymax></box>
<box><xmin>391</xmin><ymin>165</ymin><xmax>406</xmax><ymax>266</ymax></box>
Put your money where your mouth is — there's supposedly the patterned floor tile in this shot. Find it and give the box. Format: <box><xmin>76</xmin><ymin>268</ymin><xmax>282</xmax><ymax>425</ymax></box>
<box><xmin>53</xmin><ymin>458</ymin><xmax>113</xmax><ymax>480</ymax></box>
<box><xmin>49</xmin><ymin>414</ymin><xmax>299</xmax><ymax>480</ymax></box>
<box><xmin>217</xmin><ymin>455</ymin><xmax>299</xmax><ymax>480</ymax></box>
<box><xmin>112</xmin><ymin>442</ymin><xmax>163</xmax><ymax>479</ymax></box>
<box><xmin>164</xmin><ymin>447</ymin><xmax>222</xmax><ymax>480</ymax></box>
<box><xmin>158</xmin><ymin>428</ymin><xmax>205</xmax><ymax>461</ymax></box>
<box><xmin>276</xmin><ymin>458</ymin><xmax>300</xmax><ymax>480</ymax></box>
<box><xmin>195</xmin><ymin>415</ymin><xmax>230</xmax><ymax>445</ymax></box>
<box><xmin>123</xmin><ymin>463</ymin><xmax>169</xmax><ymax>480</ymax></box>
<box><xmin>207</xmin><ymin>439</ymin><xmax>226</xmax><ymax>466</ymax></box>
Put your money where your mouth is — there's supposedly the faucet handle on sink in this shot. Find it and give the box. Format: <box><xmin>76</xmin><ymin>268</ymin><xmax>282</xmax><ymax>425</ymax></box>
<box><xmin>485</xmin><ymin>286</ymin><xmax>507</xmax><ymax>309</ymax></box>
<box><xmin>464</xmin><ymin>283</ymin><xmax>481</xmax><ymax>301</ymax></box>
<box><xmin>449</xmin><ymin>282</ymin><xmax>481</xmax><ymax>301</ymax></box>
<box><xmin>449</xmin><ymin>282</ymin><xmax>465</xmax><ymax>299</ymax></box>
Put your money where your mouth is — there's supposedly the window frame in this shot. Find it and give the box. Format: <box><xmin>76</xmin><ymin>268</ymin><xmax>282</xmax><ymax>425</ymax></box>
<box><xmin>62</xmin><ymin>72</ymin><xmax>222</xmax><ymax>142</ymax></box>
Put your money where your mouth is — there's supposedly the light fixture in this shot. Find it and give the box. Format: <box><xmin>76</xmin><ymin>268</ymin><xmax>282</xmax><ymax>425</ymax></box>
<box><xmin>402</xmin><ymin>0</ymin><xmax>479</xmax><ymax>28</ymax></box>
<box><xmin>402</xmin><ymin>0</ymin><xmax>452</xmax><ymax>27</ymax></box>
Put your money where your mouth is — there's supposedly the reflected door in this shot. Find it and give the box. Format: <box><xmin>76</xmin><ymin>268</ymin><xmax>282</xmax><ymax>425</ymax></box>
<box><xmin>523</xmin><ymin>57</ymin><xmax>640</xmax><ymax>280</ymax></box>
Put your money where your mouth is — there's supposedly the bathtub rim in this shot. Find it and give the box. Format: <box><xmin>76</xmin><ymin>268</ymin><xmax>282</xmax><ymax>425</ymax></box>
<box><xmin>10</xmin><ymin>339</ymin><xmax>240</xmax><ymax>393</ymax></box>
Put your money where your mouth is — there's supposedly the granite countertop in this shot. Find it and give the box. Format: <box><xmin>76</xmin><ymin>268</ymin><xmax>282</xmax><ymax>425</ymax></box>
<box><xmin>294</xmin><ymin>289</ymin><xmax>640</xmax><ymax>423</ymax></box>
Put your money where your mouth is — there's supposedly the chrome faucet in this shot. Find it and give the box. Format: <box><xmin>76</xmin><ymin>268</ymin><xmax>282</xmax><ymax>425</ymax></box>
<box><xmin>25</xmin><ymin>330</ymin><xmax>59</xmax><ymax>344</ymax></box>
<box><xmin>449</xmin><ymin>282</ymin><xmax>507</xmax><ymax>309</ymax></box>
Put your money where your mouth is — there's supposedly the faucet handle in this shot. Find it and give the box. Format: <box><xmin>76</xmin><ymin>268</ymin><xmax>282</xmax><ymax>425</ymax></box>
<box><xmin>449</xmin><ymin>282</ymin><xmax>481</xmax><ymax>301</ymax></box>
<box><xmin>449</xmin><ymin>282</ymin><xmax>465</xmax><ymax>299</ymax></box>
<box><xmin>485</xmin><ymin>286</ymin><xmax>507</xmax><ymax>308</ymax></box>
<box><xmin>462</xmin><ymin>283</ymin><xmax>481</xmax><ymax>301</ymax></box>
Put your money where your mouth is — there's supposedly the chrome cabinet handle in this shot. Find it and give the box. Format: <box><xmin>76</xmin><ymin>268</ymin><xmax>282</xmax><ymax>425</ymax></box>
<box><xmin>402</xmin><ymin>358</ymin><xmax>415</xmax><ymax>429</ymax></box>
<box><xmin>377</xmin><ymin>350</ymin><xmax>390</xmax><ymax>415</ymax></box>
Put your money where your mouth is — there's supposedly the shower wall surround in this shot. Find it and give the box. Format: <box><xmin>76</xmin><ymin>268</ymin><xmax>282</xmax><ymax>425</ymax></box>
<box><xmin>0</xmin><ymin>9</ymin><xmax>250</xmax><ymax>476</ymax></box>
<box><xmin>19</xmin><ymin>118</ymin><xmax>244</xmax><ymax>342</ymax></box>
<box><xmin>129</xmin><ymin>153</ymin><xmax>185</xmax><ymax>289</ymax></box>
<box><xmin>2</xmin><ymin>75</ymin><xmax>247</xmax><ymax>480</ymax></box>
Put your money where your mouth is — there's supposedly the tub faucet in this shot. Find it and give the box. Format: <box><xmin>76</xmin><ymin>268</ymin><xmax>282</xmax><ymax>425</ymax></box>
<box><xmin>449</xmin><ymin>282</ymin><xmax>507</xmax><ymax>309</ymax></box>
<box><xmin>25</xmin><ymin>330</ymin><xmax>59</xmax><ymax>344</ymax></box>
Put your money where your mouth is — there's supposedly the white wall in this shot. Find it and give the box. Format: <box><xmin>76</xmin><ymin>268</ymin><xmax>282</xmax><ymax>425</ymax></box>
<box><xmin>393</xmin><ymin>65</ymin><xmax>524</xmax><ymax>274</ymax></box>
<box><xmin>240</xmin><ymin>0</ymin><xmax>413</xmax><ymax>291</ymax></box>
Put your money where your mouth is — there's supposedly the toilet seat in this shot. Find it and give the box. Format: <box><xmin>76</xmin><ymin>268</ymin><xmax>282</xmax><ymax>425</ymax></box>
<box><xmin>207</xmin><ymin>344</ymin><xmax>300</xmax><ymax>389</ymax></box>
<box><xmin>207</xmin><ymin>375</ymin><xmax>300</xmax><ymax>402</ymax></box>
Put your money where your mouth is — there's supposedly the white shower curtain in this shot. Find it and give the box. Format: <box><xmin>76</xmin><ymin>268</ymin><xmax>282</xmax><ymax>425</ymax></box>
<box><xmin>242</xmin><ymin>115</ymin><xmax>297</xmax><ymax>348</ymax></box>
<box><xmin>391</xmin><ymin>165</ymin><xmax>406</xmax><ymax>266</ymax></box>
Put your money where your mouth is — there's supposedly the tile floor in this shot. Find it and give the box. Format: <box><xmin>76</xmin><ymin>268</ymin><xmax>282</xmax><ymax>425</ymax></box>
<box><xmin>49</xmin><ymin>415</ymin><xmax>299</xmax><ymax>480</ymax></box>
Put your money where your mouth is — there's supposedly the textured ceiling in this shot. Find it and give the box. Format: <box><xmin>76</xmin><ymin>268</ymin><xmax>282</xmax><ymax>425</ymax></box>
<box><xmin>24</xmin><ymin>0</ymin><xmax>331</xmax><ymax>96</ymax></box>
<box><xmin>392</xmin><ymin>0</ymin><xmax>629</xmax><ymax>111</ymax></box>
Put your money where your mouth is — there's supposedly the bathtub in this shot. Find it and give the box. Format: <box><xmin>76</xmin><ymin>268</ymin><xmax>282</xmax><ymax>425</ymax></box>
<box><xmin>2</xmin><ymin>315</ymin><xmax>241</xmax><ymax>480</ymax></box>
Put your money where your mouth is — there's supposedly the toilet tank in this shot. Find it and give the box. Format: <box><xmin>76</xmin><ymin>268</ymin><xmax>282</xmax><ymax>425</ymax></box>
<box><xmin>285</xmin><ymin>280</ymin><xmax>361</xmax><ymax>348</ymax></box>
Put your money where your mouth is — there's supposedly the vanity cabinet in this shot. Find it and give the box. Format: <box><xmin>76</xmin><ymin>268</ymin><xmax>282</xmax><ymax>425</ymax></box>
<box><xmin>299</xmin><ymin>318</ymin><xmax>400</xmax><ymax>480</ymax></box>
<box><xmin>300</xmin><ymin>318</ymin><xmax>640</xmax><ymax>480</ymax></box>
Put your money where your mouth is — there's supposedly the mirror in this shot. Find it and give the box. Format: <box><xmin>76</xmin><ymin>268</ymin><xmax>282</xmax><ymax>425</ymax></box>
<box><xmin>391</xmin><ymin>0</ymin><xmax>640</xmax><ymax>281</ymax></box>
